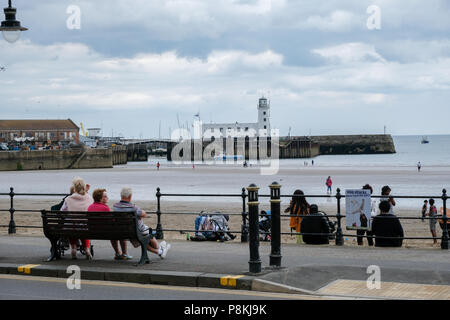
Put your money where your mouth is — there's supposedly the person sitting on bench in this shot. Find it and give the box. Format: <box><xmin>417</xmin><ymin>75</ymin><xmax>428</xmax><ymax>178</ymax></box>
<box><xmin>371</xmin><ymin>200</ymin><xmax>404</xmax><ymax>247</ymax></box>
<box><xmin>300</xmin><ymin>204</ymin><xmax>330</xmax><ymax>245</ymax></box>
<box><xmin>113</xmin><ymin>187</ymin><xmax>171</xmax><ymax>259</ymax></box>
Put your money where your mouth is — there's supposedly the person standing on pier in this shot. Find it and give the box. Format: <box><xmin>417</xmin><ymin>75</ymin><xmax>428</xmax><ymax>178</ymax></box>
<box><xmin>326</xmin><ymin>176</ymin><xmax>333</xmax><ymax>195</ymax></box>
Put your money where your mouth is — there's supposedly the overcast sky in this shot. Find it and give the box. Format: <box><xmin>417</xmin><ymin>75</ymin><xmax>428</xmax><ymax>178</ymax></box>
<box><xmin>0</xmin><ymin>0</ymin><xmax>449</xmax><ymax>138</ymax></box>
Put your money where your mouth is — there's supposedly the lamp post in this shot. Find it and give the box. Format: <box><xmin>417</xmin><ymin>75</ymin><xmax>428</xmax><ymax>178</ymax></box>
<box><xmin>0</xmin><ymin>0</ymin><xmax>27</xmax><ymax>43</ymax></box>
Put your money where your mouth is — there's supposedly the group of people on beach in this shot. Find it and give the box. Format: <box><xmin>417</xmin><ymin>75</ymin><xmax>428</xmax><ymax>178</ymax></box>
<box><xmin>60</xmin><ymin>177</ymin><xmax>171</xmax><ymax>260</ymax></box>
<box><xmin>286</xmin><ymin>184</ymin><xmax>407</xmax><ymax>247</ymax></box>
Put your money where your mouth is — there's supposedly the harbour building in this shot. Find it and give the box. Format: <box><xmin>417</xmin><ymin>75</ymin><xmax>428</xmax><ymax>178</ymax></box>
<box><xmin>201</xmin><ymin>97</ymin><xmax>271</xmax><ymax>139</ymax></box>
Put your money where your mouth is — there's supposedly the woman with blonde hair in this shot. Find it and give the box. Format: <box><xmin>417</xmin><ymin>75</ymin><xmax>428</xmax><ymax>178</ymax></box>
<box><xmin>61</xmin><ymin>177</ymin><xmax>93</xmax><ymax>259</ymax></box>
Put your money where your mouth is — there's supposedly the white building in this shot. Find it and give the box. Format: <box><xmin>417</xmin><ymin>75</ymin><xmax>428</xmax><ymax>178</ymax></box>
<box><xmin>201</xmin><ymin>97</ymin><xmax>271</xmax><ymax>139</ymax></box>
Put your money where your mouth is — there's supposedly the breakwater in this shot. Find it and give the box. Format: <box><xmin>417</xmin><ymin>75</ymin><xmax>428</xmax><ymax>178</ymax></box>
<box><xmin>166</xmin><ymin>134</ymin><xmax>395</xmax><ymax>161</ymax></box>
<box><xmin>311</xmin><ymin>134</ymin><xmax>396</xmax><ymax>155</ymax></box>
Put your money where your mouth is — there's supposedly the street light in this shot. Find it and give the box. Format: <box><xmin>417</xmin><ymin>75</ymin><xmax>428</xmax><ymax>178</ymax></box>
<box><xmin>0</xmin><ymin>0</ymin><xmax>27</xmax><ymax>43</ymax></box>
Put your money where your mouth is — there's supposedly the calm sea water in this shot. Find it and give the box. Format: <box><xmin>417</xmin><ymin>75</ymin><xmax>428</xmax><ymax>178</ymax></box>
<box><xmin>1</xmin><ymin>135</ymin><xmax>449</xmax><ymax>209</ymax></box>
<box><xmin>144</xmin><ymin>135</ymin><xmax>450</xmax><ymax>168</ymax></box>
<box><xmin>309</xmin><ymin>135</ymin><xmax>450</xmax><ymax>167</ymax></box>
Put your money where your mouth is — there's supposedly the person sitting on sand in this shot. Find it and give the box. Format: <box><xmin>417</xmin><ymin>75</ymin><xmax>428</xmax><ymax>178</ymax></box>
<box><xmin>113</xmin><ymin>187</ymin><xmax>170</xmax><ymax>259</ymax></box>
<box><xmin>371</xmin><ymin>200</ymin><xmax>404</xmax><ymax>247</ymax></box>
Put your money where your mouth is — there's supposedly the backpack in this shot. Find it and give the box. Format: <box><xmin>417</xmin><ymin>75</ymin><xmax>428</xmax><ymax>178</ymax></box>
<box><xmin>51</xmin><ymin>195</ymin><xmax>69</xmax><ymax>211</ymax></box>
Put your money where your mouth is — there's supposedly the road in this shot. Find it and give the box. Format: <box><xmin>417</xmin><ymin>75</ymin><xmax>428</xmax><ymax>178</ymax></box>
<box><xmin>0</xmin><ymin>274</ymin><xmax>325</xmax><ymax>301</ymax></box>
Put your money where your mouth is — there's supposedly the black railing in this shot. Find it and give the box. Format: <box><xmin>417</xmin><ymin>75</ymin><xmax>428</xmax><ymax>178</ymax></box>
<box><xmin>1</xmin><ymin>185</ymin><xmax>449</xmax><ymax>274</ymax></box>
<box><xmin>152</xmin><ymin>187</ymin><xmax>249</xmax><ymax>242</ymax></box>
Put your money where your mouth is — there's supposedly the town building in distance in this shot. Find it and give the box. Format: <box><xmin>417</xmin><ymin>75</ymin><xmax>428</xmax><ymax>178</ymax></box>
<box><xmin>0</xmin><ymin>119</ymin><xmax>80</xmax><ymax>147</ymax></box>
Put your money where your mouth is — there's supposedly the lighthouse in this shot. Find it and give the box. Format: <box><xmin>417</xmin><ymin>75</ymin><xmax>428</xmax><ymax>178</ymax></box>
<box><xmin>257</xmin><ymin>97</ymin><xmax>270</xmax><ymax>136</ymax></box>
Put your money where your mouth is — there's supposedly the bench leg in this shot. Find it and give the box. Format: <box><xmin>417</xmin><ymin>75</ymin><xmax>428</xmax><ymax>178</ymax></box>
<box><xmin>46</xmin><ymin>238</ymin><xmax>60</xmax><ymax>262</ymax></box>
<box><xmin>136</xmin><ymin>238</ymin><xmax>150</xmax><ymax>266</ymax></box>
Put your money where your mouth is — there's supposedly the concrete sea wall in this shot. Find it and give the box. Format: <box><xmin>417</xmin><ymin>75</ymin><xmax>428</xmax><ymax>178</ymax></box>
<box><xmin>0</xmin><ymin>148</ymin><xmax>113</xmax><ymax>171</ymax></box>
<box><xmin>311</xmin><ymin>134</ymin><xmax>396</xmax><ymax>155</ymax></box>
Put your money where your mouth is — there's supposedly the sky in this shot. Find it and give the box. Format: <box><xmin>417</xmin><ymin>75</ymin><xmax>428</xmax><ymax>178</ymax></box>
<box><xmin>0</xmin><ymin>0</ymin><xmax>449</xmax><ymax>138</ymax></box>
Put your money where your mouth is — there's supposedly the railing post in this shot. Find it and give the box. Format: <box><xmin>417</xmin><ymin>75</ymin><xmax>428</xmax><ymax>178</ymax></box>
<box><xmin>441</xmin><ymin>189</ymin><xmax>448</xmax><ymax>250</ymax></box>
<box><xmin>241</xmin><ymin>187</ymin><xmax>249</xmax><ymax>243</ymax></box>
<box><xmin>155</xmin><ymin>187</ymin><xmax>164</xmax><ymax>239</ymax></box>
<box><xmin>8</xmin><ymin>187</ymin><xmax>16</xmax><ymax>234</ymax></box>
<box><xmin>269</xmin><ymin>182</ymin><xmax>282</xmax><ymax>267</ymax></box>
<box><xmin>247</xmin><ymin>183</ymin><xmax>261</xmax><ymax>273</ymax></box>
<box><xmin>335</xmin><ymin>188</ymin><xmax>344</xmax><ymax>246</ymax></box>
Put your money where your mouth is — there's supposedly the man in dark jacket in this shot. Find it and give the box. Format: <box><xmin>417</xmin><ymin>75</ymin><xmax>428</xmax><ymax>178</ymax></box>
<box><xmin>372</xmin><ymin>200</ymin><xmax>404</xmax><ymax>247</ymax></box>
<box><xmin>300</xmin><ymin>204</ymin><xmax>330</xmax><ymax>245</ymax></box>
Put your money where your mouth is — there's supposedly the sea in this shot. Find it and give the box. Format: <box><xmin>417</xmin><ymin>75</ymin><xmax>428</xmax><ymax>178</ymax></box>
<box><xmin>143</xmin><ymin>134</ymin><xmax>450</xmax><ymax>167</ymax></box>
<box><xmin>1</xmin><ymin>135</ymin><xmax>449</xmax><ymax>209</ymax></box>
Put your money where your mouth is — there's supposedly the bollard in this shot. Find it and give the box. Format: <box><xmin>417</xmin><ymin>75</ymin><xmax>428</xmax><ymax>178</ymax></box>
<box><xmin>8</xmin><ymin>187</ymin><xmax>16</xmax><ymax>234</ymax></box>
<box><xmin>335</xmin><ymin>188</ymin><xmax>344</xmax><ymax>246</ymax></box>
<box><xmin>269</xmin><ymin>182</ymin><xmax>282</xmax><ymax>267</ymax></box>
<box><xmin>241</xmin><ymin>187</ymin><xmax>248</xmax><ymax>243</ymax></box>
<box><xmin>247</xmin><ymin>183</ymin><xmax>261</xmax><ymax>273</ymax></box>
<box><xmin>441</xmin><ymin>189</ymin><xmax>448</xmax><ymax>250</ymax></box>
<box><xmin>155</xmin><ymin>187</ymin><xmax>164</xmax><ymax>239</ymax></box>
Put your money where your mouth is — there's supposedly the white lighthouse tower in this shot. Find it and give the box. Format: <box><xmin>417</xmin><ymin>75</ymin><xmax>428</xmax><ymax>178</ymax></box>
<box><xmin>257</xmin><ymin>97</ymin><xmax>270</xmax><ymax>136</ymax></box>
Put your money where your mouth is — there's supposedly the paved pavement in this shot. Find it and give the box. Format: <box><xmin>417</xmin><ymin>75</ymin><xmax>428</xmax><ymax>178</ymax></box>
<box><xmin>1</xmin><ymin>235</ymin><xmax>450</xmax><ymax>299</ymax></box>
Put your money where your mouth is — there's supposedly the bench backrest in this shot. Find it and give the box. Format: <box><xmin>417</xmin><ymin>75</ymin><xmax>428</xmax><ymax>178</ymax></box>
<box><xmin>41</xmin><ymin>210</ymin><xmax>140</xmax><ymax>240</ymax></box>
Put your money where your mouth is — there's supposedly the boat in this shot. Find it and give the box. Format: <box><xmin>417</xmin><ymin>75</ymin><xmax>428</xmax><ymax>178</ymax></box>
<box><xmin>421</xmin><ymin>136</ymin><xmax>429</xmax><ymax>144</ymax></box>
<box><xmin>213</xmin><ymin>154</ymin><xmax>244</xmax><ymax>161</ymax></box>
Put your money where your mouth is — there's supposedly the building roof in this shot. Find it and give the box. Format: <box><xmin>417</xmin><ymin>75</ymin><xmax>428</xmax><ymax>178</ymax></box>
<box><xmin>0</xmin><ymin>119</ymin><xmax>79</xmax><ymax>131</ymax></box>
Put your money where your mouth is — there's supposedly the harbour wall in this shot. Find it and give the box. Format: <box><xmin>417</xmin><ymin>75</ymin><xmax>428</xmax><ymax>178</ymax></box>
<box><xmin>0</xmin><ymin>148</ymin><xmax>115</xmax><ymax>171</ymax></box>
<box><xmin>311</xmin><ymin>134</ymin><xmax>396</xmax><ymax>155</ymax></box>
<box><xmin>166</xmin><ymin>134</ymin><xmax>396</xmax><ymax>161</ymax></box>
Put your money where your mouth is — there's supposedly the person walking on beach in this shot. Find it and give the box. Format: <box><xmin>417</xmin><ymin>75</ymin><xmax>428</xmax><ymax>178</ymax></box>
<box><xmin>417</xmin><ymin>162</ymin><xmax>421</xmax><ymax>172</ymax></box>
<box><xmin>421</xmin><ymin>200</ymin><xmax>428</xmax><ymax>222</ymax></box>
<box><xmin>427</xmin><ymin>198</ymin><xmax>438</xmax><ymax>245</ymax></box>
<box><xmin>285</xmin><ymin>190</ymin><xmax>310</xmax><ymax>244</ymax></box>
<box><xmin>380</xmin><ymin>185</ymin><xmax>396</xmax><ymax>215</ymax></box>
<box><xmin>326</xmin><ymin>176</ymin><xmax>332</xmax><ymax>195</ymax></box>
<box><xmin>156</xmin><ymin>162</ymin><xmax>160</xmax><ymax>171</ymax></box>
<box><xmin>113</xmin><ymin>187</ymin><xmax>171</xmax><ymax>258</ymax></box>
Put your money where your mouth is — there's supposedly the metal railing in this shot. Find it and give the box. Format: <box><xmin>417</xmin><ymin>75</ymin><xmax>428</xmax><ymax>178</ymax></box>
<box><xmin>1</xmin><ymin>184</ymin><xmax>449</xmax><ymax>274</ymax></box>
<box><xmin>151</xmin><ymin>187</ymin><xmax>249</xmax><ymax>242</ymax></box>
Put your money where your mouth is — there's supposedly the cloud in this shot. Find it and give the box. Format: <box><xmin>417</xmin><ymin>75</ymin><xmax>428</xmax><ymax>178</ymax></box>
<box><xmin>302</xmin><ymin>10</ymin><xmax>360</xmax><ymax>32</ymax></box>
<box><xmin>2</xmin><ymin>0</ymin><xmax>450</xmax><ymax>135</ymax></box>
<box><xmin>312</xmin><ymin>43</ymin><xmax>387</xmax><ymax>64</ymax></box>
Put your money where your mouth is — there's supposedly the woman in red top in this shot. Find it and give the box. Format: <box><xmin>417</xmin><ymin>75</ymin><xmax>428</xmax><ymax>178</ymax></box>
<box><xmin>88</xmin><ymin>188</ymin><xmax>110</xmax><ymax>212</ymax></box>
<box><xmin>88</xmin><ymin>188</ymin><xmax>133</xmax><ymax>260</ymax></box>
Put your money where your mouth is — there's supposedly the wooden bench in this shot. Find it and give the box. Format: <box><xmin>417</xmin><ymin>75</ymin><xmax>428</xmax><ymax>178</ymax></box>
<box><xmin>41</xmin><ymin>210</ymin><xmax>152</xmax><ymax>265</ymax></box>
